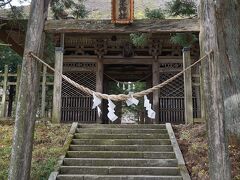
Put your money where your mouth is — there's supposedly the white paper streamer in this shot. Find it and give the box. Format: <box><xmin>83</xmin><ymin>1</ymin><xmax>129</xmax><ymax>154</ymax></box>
<box><xmin>126</xmin><ymin>95</ymin><xmax>139</xmax><ymax>106</ymax></box>
<box><xmin>123</xmin><ymin>83</ymin><xmax>126</xmax><ymax>90</ymax></box>
<box><xmin>148</xmin><ymin>109</ymin><xmax>156</xmax><ymax>119</ymax></box>
<box><xmin>92</xmin><ymin>93</ymin><xmax>102</xmax><ymax>117</ymax></box>
<box><xmin>144</xmin><ymin>95</ymin><xmax>156</xmax><ymax>119</ymax></box>
<box><xmin>97</xmin><ymin>106</ymin><xmax>102</xmax><ymax>117</ymax></box>
<box><xmin>127</xmin><ymin>82</ymin><xmax>131</xmax><ymax>91</ymax></box>
<box><xmin>132</xmin><ymin>84</ymin><xmax>135</xmax><ymax>90</ymax></box>
<box><xmin>92</xmin><ymin>93</ymin><xmax>101</xmax><ymax>109</ymax></box>
<box><xmin>107</xmin><ymin>99</ymin><xmax>118</xmax><ymax>122</ymax></box>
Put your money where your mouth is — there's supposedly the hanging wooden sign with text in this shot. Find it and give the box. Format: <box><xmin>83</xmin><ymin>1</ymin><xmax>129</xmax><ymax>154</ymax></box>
<box><xmin>111</xmin><ymin>0</ymin><xmax>134</xmax><ymax>24</ymax></box>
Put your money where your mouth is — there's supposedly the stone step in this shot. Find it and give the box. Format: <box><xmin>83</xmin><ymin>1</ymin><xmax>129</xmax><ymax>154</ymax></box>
<box><xmin>78</xmin><ymin>124</ymin><xmax>166</xmax><ymax>129</ymax></box>
<box><xmin>66</xmin><ymin>151</ymin><xmax>176</xmax><ymax>159</ymax></box>
<box><xmin>53</xmin><ymin>123</ymin><xmax>190</xmax><ymax>180</ymax></box>
<box><xmin>59</xmin><ymin>166</ymin><xmax>181</xmax><ymax>176</ymax></box>
<box><xmin>71</xmin><ymin>139</ymin><xmax>171</xmax><ymax>145</ymax></box>
<box><xmin>69</xmin><ymin>145</ymin><xmax>173</xmax><ymax>152</ymax></box>
<box><xmin>74</xmin><ymin>133</ymin><xmax>169</xmax><ymax>139</ymax></box>
<box><xmin>57</xmin><ymin>175</ymin><xmax>183</xmax><ymax>180</ymax></box>
<box><xmin>63</xmin><ymin>158</ymin><xmax>178</xmax><ymax>167</ymax></box>
<box><xmin>76</xmin><ymin>128</ymin><xmax>168</xmax><ymax>134</ymax></box>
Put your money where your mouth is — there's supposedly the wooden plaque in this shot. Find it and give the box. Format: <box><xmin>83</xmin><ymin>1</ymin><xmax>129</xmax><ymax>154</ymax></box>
<box><xmin>111</xmin><ymin>0</ymin><xmax>134</xmax><ymax>24</ymax></box>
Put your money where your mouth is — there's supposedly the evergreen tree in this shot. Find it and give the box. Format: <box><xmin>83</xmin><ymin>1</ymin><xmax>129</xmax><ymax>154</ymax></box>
<box><xmin>166</xmin><ymin>0</ymin><xmax>197</xmax><ymax>17</ymax></box>
<box><xmin>144</xmin><ymin>7</ymin><xmax>165</xmax><ymax>19</ymax></box>
<box><xmin>50</xmin><ymin>0</ymin><xmax>89</xmax><ymax>19</ymax></box>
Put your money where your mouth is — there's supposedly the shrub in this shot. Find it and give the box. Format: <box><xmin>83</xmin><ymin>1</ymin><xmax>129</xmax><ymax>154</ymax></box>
<box><xmin>145</xmin><ymin>8</ymin><xmax>165</xmax><ymax>19</ymax></box>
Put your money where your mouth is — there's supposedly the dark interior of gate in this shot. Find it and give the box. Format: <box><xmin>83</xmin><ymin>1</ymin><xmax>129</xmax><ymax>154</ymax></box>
<box><xmin>60</xmin><ymin>30</ymin><xmax>201</xmax><ymax>124</ymax></box>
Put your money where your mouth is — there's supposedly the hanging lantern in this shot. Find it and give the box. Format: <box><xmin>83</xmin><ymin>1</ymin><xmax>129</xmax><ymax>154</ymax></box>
<box><xmin>111</xmin><ymin>0</ymin><xmax>134</xmax><ymax>24</ymax></box>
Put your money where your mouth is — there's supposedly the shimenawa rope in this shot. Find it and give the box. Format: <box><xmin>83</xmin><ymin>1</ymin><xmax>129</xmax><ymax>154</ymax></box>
<box><xmin>29</xmin><ymin>50</ymin><xmax>213</xmax><ymax>101</ymax></box>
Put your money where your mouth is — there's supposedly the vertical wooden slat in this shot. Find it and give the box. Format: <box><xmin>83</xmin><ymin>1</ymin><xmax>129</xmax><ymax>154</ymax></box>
<box><xmin>152</xmin><ymin>59</ymin><xmax>160</xmax><ymax>124</ymax></box>
<box><xmin>41</xmin><ymin>65</ymin><xmax>47</xmax><ymax>117</ymax></box>
<box><xmin>1</xmin><ymin>65</ymin><xmax>8</xmax><ymax>117</ymax></box>
<box><xmin>15</xmin><ymin>65</ymin><xmax>21</xmax><ymax>110</ymax></box>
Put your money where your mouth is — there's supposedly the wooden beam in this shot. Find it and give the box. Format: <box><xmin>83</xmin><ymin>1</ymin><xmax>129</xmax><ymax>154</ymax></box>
<box><xmin>0</xmin><ymin>31</ymin><xmax>24</xmax><ymax>56</ymax></box>
<box><xmin>0</xmin><ymin>43</ymin><xmax>12</xmax><ymax>46</ymax></box>
<box><xmin>63</xmin><ymin>55</ymin><xmax>183</xmax><ymax>64</ymax></box>
<box><xmin>183</xmin><ymin>48</ymin><xmax>193</xmax><ymax>124</ymax></box>
<box><xmin>103</xmin><ymin>58</ymin><xmax>153</xmax><ymax>65</ymax></box>
<box><xmin>64</xmin><ymin>56</ymin><xmax>98</xmax><ymax>63</ymax></box>
<box><xmin>0</xmin><ymin>23</ymin><xmax>7</xmax><ymax>28</ymax></box>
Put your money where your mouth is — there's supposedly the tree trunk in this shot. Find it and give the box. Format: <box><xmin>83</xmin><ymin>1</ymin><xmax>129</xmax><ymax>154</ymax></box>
<box><xmin>219</xmin><ymin>1</ymin><xmax>240</xmax><ymax>139</ymax></box>
<box><xmin>8</xmin><ymin>0</ymin><xmax>49</xmax><ymax>179</ymax></box>
<box><xmin>199</xmin><ymin>0</ymin><xmax>233</xmax><ymax>179</ymax></box>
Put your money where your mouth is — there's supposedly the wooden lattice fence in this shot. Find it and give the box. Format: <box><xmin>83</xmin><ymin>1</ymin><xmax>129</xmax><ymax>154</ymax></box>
<box><xmin>61</xmin><ymin>62</ymin><xmax>97</xmax><ymax>123</ymax></box>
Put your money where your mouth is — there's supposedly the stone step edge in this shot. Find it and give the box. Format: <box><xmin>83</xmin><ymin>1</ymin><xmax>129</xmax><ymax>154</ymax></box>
<box><xmin>56</xmin><ymin>174</ymin><xmax>183</xmax><ymax>178</ymax></box>
<box><xmin>74</xmin><ymin>133</ymin><xmax>169</xmax><ymax>136</ymax></box>
<box><xmin>60</xmin><ymin>166</ymin><xmax>180</xmax><ymax>169</ymax></box>
<box><xmin>71</xmin><ymin>139</ymin><xmax>171</xmax><ymax>141</ymax></box>
<box><xmin>76</xmin><ymin>128</ymin><xmax>167</xmax><ymax>130</ymax></box>
<box><xmin>62</xmin><ymin>158</ymin><xmax>178</xmax><ymax>167</ymax></box>
<box><xmin>68</xmin><ymin>147</ymin><xmax>174</xmax><ymax>152</ymax></box>
<box><xmin>166</xmin><ymin>123</ymin><xmax>191</xmax><ymax>180</ymax></box>
<box><xmin>67</xmin><ymin>151</ymin><xmax>175</xmax><ymax>153</ymax></box>
<box><xmin>63</xmin><ymin>158</ymin><xmax>178</xmax><ymax>161</ymax></box>
<box><xmin>58</xmin><ymin>166</ymin><xmax>181</xmax><ymax>175</ymax></box>
<box><xmin>69</xmin><ymin>145</ymin><xmax>173</xmax><ymax>147</ymax></box>
<box><xmin>77</xmin><ymin>124</ymin><xmax>166</xmax><ymax>129</ymax></box>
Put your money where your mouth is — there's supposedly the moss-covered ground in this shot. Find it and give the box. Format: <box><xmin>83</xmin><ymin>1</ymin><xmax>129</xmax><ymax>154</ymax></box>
<box><xmin>174</xmin><ymin>124</ymin><xmax>240</xmax><ymax>180</ymax></box>
<box><xmin>0</xmin><ymin>121</ymin><xmax>70</xmax><ymax>180</ymax></box>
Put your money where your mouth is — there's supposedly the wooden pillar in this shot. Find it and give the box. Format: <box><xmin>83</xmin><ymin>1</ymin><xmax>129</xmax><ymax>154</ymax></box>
<box><xmin>96</xmin><ymin>59</ymin><xmax>104</xmax><ymax>124</ymax></box>
<box><xmin>52</xmin><ymin>47</ymin><xmax>64</xmax><ymax>123</ymax></box>
<box><xmin>41</xmin><ymin>65</ymin><xmax>47</xmax><ymax>117</ymax></box>
<box><xmin>200</xmin><ymin>65</ymin><xmax>206</xmax><ymax>120</ymax></box>
<box><xmin>152</xmin><ymin>58</ymin><xmax>160</xmax><ymax>124</ymax></box>
<box><xmin>15</xmin><ymin>65</ymin><xmax>21</xmax><ymax>104</ymax></box>
<box><xmin>13</xmin><ymin>65</ymin><xmax>21</xmax><ymax>115</ymax></box>
<box><xmin>1</xmin><ymin>65</ymin><xmax>8</xmax><ymax>117</ymax></box>
<box><xmin>52</xmin><ymin>34</ymin><xmax>64</xmax><ymax>123</ymax></box>
<box><xmin>183</xmin><ymin>48</ymin><xmax>193</xmax><ymax>124</ymax></box>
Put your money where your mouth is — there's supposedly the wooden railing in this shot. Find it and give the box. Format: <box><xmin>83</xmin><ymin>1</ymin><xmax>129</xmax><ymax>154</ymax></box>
<box><xmin>0</xmin><ymin>65</ymin><xmax>54</xmax><ymax>118</ymax></box>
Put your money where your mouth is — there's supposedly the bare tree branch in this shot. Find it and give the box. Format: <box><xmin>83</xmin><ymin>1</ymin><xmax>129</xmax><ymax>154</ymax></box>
<box><xmin>0</xmin><ymin>0</ymin><xmax>12</xmax><ymax>7</ymax></box>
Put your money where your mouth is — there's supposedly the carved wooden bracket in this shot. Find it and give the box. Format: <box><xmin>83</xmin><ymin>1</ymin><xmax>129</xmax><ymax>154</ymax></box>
<box><xmin>94</xmin><ymin>39</ymin><xmax>108</xmax><ymax>58</ymax></box>
<box><xmin>149</xmin><ymin>39</ymin><xmax>163</xmax><ymax>58</ymax></box>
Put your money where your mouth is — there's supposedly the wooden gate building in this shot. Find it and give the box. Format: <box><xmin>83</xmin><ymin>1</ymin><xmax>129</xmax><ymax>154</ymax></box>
<box><xmin>45</xmin><ymin>19</ymin><xmax>201</xmax><ymax>124</ymax></box>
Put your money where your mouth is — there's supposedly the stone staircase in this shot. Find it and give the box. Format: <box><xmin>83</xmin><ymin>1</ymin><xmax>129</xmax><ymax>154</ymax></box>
<box><xmin>52</xmin><ymin>124</ymin><xmax>190</xmax><ymax>180</ymax></box>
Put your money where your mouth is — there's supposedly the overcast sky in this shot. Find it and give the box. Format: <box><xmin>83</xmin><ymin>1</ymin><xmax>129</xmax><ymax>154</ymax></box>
<box><xmin>10</xmin><ymin>0</ymin><xmax>30</xmax><ymax>6</ymax></box>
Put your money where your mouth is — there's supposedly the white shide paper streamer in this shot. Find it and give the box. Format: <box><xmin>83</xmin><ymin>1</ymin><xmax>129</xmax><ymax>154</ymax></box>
<box><xmin>92</xmin><ymin>93</ymin><xmax>102</xmax><ymax>117</ymax></box>
<box><xmin>107</xmin><ymin>99</ymin><xmax>118</xmax><ymax>122</ymax></box>
<box><xmin>144</xmin><ymin>95</ymin><xmax>156</xmax><ymax>119</ymax></box>
<box><xmin>126</xmin><ymin>94</ymin><xmax>139</xmax><ymax>106</ymax></box>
